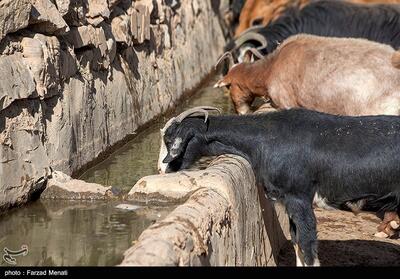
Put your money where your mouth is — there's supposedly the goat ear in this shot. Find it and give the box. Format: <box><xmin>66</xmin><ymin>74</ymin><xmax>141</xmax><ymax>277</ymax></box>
<box><xmin>214</xmin><ymin>78</ymin><xmax>230</xmax><ymax>88</ymax></box>
<box><xmin>250</xmin><ymin>17</ymin><xmax>264</xmax><ymax>27</ymax></box>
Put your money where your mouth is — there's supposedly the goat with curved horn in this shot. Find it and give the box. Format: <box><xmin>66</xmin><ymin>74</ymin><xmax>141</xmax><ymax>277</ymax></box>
<box><xmin>158</xmin><ymin>106</ymin><xmax>221</xmax><ymax>174</ymax></box>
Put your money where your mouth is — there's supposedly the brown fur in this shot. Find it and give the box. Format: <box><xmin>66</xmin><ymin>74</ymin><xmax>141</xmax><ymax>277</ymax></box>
<box><xmin>235</xmin><ymin>0</ymin><xmax>400</xmax><ymax>37</ymax></box>
<box><xmin>392</xmin><ymin>51</ymin><xmax>400</xmax><ymax>68</ymax></box>
<box><xmin>235</xmin><ymin>0</ymin><xmax>308</xmax><ymax>37</ymax></box>
<box><xmin>216</xmin><ymin>34</ymin><xmax>400</xmax><ymax>115</ymax></box>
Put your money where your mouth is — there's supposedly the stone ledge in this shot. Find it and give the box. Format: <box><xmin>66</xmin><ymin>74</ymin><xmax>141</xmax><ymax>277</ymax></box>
<box><xmin>121</xmin><ymin>155</ymin><xmax>289</xmax><ymax>266</ymax></box>
<box><xmin>41</xmin><ymin>171</ymin><xmax>117</xmax><ymax>200</ymax></box>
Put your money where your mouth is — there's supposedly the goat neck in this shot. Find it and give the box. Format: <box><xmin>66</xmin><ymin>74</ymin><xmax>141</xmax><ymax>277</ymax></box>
<box><xmin>201</xmin><ymin>115</ymin><xmax>268</xmax><ymax>166</ymax></box>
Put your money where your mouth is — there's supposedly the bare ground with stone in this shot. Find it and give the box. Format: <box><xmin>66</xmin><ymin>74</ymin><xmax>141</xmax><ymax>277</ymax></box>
<box><xmin>278</xmin><ymin>207</ymin><xmax>400</xmax><ymax>266</ymax></box>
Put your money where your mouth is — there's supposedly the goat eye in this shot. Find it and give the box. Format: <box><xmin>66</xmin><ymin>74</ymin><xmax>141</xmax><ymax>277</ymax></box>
<box><xmin>251</xmin><ymin>17</ymin><xmax>263</xmax><ymax>26</ymax></box>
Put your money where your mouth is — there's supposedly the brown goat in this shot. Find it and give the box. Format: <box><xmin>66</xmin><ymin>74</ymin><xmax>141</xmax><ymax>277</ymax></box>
<box><xmin>235</xmin><ymin>0</ymin><xmax>400</xmax><ymax>37</ymax></box>
<box><xmin>235</xmin><ymin>0</ymin><xmax>308</xmax><ymax>37</ymax></box>
<box><xmin>215</xmin><ymin>34</ymin><xmax>400</xmax><ymax>116</ymax></box>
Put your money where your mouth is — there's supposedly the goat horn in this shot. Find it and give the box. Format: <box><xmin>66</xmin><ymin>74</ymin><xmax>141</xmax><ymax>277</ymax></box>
<box><xmin>215</xmin><ymin>51</ymin><xmax>235</xmax><ymax>70</ymax></box>
<box><xmin>161</xmin><ymin>116</ymin><xmax>178</xmax><ymax>133</ymax></box>
<box><xmin>233</xmin><ymin>32</ymin><xmax>268</xmax><ymax>52</ymax></box>
<box><xmin>175</xmin><ymin>106</ymin><xmax>221</xmax><ymax>123</ymax></box>
<box><xmin>161</xmin><ymin>106</ymin><xmax>221</xmax><ymax>133</ymax></box>
<box><xmin>244</xmin><ymin>47</ymin><xmax>265</xmax><ymax>60</ymax></box>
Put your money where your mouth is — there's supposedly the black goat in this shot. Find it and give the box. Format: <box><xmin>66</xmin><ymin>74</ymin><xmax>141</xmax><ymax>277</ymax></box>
<box><xmin>158</xmin><ymin>107</ymin><xmax>400</xmax><ymax>266</ymax></box>
<box><xmin>228</xmin><ymin>0</ymin><xmax>400</xmax><ymax>60</ymax></box>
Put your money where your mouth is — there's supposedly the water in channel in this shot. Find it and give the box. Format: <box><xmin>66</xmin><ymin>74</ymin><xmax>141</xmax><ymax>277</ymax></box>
<box><xmin>0</xmin><ymin>76</ymin><xmax>234</xmax><ymax>266</ymax></box>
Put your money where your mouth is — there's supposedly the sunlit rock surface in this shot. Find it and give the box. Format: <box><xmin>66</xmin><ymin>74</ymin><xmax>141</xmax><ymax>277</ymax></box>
<box><xmin>122</xmin><ymin>155</ymin><xmax>289</xmax><ymax>266</ymax></box>
<box><xmin>0</xmin><ymin>0</ymin><xmax>226</xmax><ymax>211</ymax></box>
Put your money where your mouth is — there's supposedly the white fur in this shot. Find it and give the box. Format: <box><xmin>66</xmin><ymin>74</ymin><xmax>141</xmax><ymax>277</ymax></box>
<box><xmin>390</xmin><ymin>220</ymin><xmax>399</xmax><ymax>229</ymax></box>
<box><xmin>313</xmin><ymin>192</ymin><xmax>335</xmax><ymax>210</ymax></box>
<box><xmin>345</xmin><ymin>199</ymin><xmax>366</xmax><ymax>214</ymax></box>
<box><xmin>294</xmin><ymin>245</ymin><xmax>304</xmax><ymax>267</ymax></box>
<box><xmin>214</xmin><ymin>81</ymin><xmax>228</xmax><ymax>88</ymax></box>
<box><xmin>158</xmin><ymin>129</ymin><xmax>168</xmax><ymax>174</ymax></box>
<box><xmin>170</xmin><ymin>137</ymin><xmax>182</xmax><ymax>157</ymax></box>
<box><xmin>158</xmin><ymin>117</ymin><xmax>178</xmax><ymax>174</ymax></box>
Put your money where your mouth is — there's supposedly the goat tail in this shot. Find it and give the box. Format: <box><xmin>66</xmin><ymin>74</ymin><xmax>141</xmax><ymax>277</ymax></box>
<box><xmin>391</xmin><ymin>50</ymin><xmax>400</xmax><ymax>69</ymax></box>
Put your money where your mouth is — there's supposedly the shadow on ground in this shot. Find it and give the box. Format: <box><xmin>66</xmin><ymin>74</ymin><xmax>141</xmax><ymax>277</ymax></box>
<box><xmin>278</xmin><ymin>239</ymin><xmax>400</xmax><ymax>266</ymax></box>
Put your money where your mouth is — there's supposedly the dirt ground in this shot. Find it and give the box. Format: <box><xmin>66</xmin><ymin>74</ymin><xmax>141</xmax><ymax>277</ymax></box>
<box><xmin>278</xmin><ymin>208</ymin><xmax>400</xmax><ymax>266</ymax></box>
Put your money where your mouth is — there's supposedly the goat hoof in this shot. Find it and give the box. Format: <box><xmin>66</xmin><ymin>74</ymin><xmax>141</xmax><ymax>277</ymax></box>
<box><xmin>374</xmin><ymin>231</ymin><xmax>389</xmax><ymax>238</ymax></box>
<box><xmin>389</xmin><ymin>220</ymin><xmax>399</xmax><ymax>230</ymax></box>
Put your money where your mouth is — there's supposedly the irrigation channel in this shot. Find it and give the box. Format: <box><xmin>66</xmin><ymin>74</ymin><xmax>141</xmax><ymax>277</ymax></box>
<box><xmin>0</xmin><ymin>76</ymin><xmax>234</xmax><ymax>266</ymax></box>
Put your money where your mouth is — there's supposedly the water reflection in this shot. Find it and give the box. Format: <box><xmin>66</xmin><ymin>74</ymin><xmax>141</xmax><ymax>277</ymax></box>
<box><xmin>0</xmin><ymin>77</ymin><xmax>232</xmax><ymax>267</ymax></box>
<box><xmin>79</xmin><ymin>78</ymin><xmax>234</xmax><ymax>189</ymax></box>
<box><xmin>0</xmin><ymin>200</ymin><xmax>173</xmax><ymax>266</ymax></box>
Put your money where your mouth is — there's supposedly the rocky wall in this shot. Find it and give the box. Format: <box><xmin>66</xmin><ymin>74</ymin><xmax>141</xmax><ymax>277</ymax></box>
<box><xmin>0</xmin><ymin>0</ymin><xmax>227</xmax><ymax>212</ymax></box>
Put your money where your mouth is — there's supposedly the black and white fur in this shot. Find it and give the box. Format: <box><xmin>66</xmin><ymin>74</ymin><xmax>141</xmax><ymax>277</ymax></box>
<box><xmin>158</xmin><ymin>107</ymin><xmax>400</xmax><ymax>266</ymax></box>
